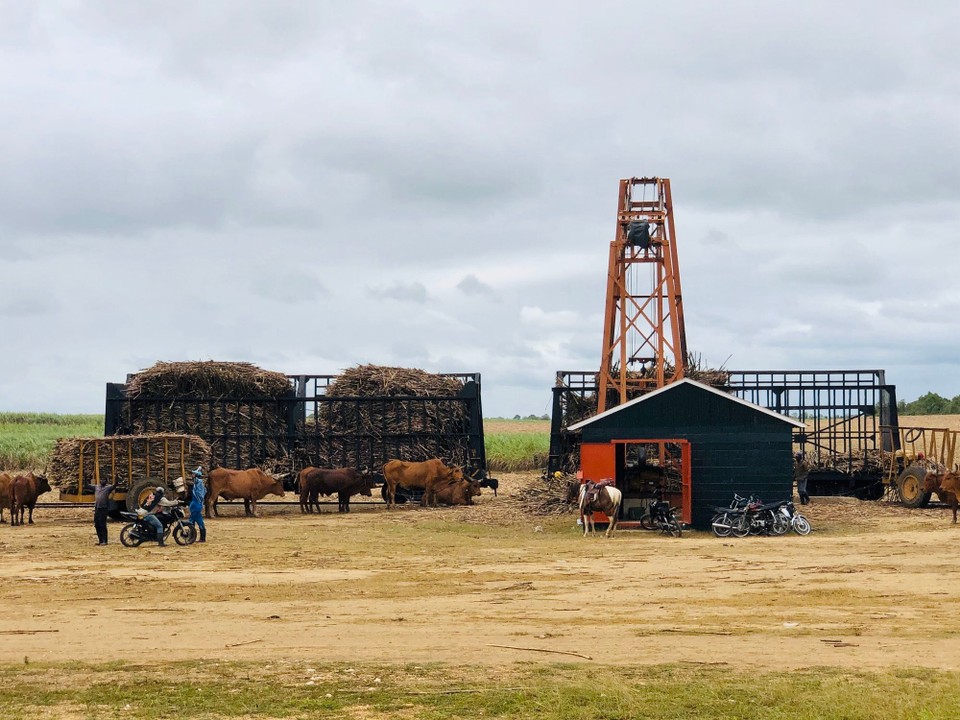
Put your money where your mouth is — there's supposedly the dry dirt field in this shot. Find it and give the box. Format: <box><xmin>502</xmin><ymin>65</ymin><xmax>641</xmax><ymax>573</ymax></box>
<box><xmin>2</xmin><ymin>471</ymin><xmax>959</xmax><ymax>672</ymax></box>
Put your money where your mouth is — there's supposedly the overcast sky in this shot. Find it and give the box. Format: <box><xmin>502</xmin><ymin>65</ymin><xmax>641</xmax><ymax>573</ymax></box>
<box><xmin>1</xmin><ymin>1</ymin><xmax>958</xmax><ymax>417</ymax></box>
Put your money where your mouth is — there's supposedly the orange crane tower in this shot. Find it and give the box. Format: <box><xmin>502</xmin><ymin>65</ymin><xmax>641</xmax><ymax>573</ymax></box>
<box><xmin>597</xmin><ymin>177</ymin><xmax>688</xmax><ymax>412</ymax></box>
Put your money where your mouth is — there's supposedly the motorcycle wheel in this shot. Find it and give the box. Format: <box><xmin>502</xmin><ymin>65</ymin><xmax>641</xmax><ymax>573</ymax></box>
<box><xmin>640</xmin><ymin>513</ymin><xmax>657</xmax><ymax>531</ymax></box>
<box><xmin>770</xmin><ymin>512</ymin><xmax>790</xmax><ymax>536</ymax></box>
<box><xmin>119</xmin><ymin>524</ymin><xmax>142</xmax><ymax>547</ymax></box>
<box><xmin>173</xmin><ymin>523</ymin><xmax>197</xmax><ymax>546</ymax></box>
<box><xmin>666</xmin><ymin>516</ymin><xmax>682</xmax><ymax>538</ymax></box>
<box><xmin>792</xmin><ymin>515</ymin><xmax>812</xmax><ymax>535</ymax></box>
<box><xmin>731</xmin><ymin>514</ymin><xmax>750</xmax><ymax>538</ymax></box>
<box><xmin>711</xmin><ymin>512</ymin><xmax>732</xmax><ymax>538</ymax></box>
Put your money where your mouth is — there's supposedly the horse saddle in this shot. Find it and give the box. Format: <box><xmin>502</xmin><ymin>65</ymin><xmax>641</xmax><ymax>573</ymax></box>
<box><xmin>585</xmin><ymin>479</ymin><xmax>614</xmax><ymax>505</ymax></box>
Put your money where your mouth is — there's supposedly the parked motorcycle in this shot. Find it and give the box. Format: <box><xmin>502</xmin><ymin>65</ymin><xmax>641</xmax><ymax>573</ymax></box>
<box><xmin>710</xmin><ymin>494</ymin><xmax>751</xmax><ymax>537</ymax></box>
<box><xmin>730</xmin><ymin>497</ymin><xmax>790</xmax><ymax>537</ymax></box>
<box><xmin>778</xmin><ymin>500</ymin><xmax>812</xmax><ymax>535</ymax></box>
<box><xmin>119</xmin><ymin>503</ymin><xmax>196</xmax><ymax>547</ymax></box>
<box><xmin>640</xmin><ymin>496</ymin><xmax>683</xmax><ymax>537</ymax></box>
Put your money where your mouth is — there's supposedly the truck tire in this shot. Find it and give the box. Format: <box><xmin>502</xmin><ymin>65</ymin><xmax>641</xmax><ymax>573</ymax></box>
<box><xmin>898</xmin><ymin>466</ymin><xmax>932</xmax><ymax>509</ymax></box>
<box><xmin>125</xmin><ymin>479</ymin><xmax>172</xmax><ymax>512</ymax></box>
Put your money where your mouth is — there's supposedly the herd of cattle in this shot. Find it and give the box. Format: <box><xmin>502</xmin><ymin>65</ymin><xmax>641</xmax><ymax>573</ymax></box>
<box><xmin>0</xmin><ymin>458</ymin><xmax>481</xmax><ymax>526</ymax></box>
<box><xmin>207</xmin><ymin>458</ymin><xmax>479</xmax><ymax>518</ymax></box>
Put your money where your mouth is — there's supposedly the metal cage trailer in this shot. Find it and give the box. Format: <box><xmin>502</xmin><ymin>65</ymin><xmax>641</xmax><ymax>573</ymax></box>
<box><xmin>105</xmin><ymin>372</ymin><xmax>490</xmax><ymax>488</ymax></box>
<box><xmin>550</xmin><ymin>368</ymin><xmax>900</xmax><ymax>500</ymax></box>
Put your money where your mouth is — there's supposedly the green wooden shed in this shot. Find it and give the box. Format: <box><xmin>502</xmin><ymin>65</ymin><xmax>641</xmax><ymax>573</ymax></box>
<box><xmin>567</xmin><ymin>378</ymin><xmax>804</xmax><ymax>530</ymax></box>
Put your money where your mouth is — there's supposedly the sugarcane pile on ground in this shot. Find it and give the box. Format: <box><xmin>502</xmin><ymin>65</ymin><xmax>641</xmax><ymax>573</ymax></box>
<box><xmin>304</xmin><ymin>364</ymin><xmax>470</xmax><ymax>470</ymax></box>
<box><xmin>121</xmin><ymin>361</ymin><xmax>293</xmax><ymax>470</ymax></box>
<box><xmin>510</xmin><ymin>471</ymin><xmax>578</xmax><ymax>516</ymax></box>
<box><xmin>48</xmin><ymin>433</ymin><xmax>211</xmax><ymax>490</ymax></box>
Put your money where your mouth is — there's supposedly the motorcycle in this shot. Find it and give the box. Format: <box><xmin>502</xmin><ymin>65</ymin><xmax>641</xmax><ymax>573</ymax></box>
<box><xmin>730</xmin><ymin>497</ymin><xmax>790</xmax><ymax>537</ymax></box>
<box><xmin>119</xmin><ymin>503</ymin><xmax>196</xmax><ymax>547</ymax></box>
<box><xmin>710</xmin><ymin>493</ymin><xmax>751</xmax><ymax>537</ymax></box>
<box><xmin>778</xmin><ymin>500</ymin><xmax>812</xmax><ymax>535</ymax></box>
<box><xmin>640</xmin><ymin>496</ymin><xmax>683</xmax><ymax>537</ymax></box>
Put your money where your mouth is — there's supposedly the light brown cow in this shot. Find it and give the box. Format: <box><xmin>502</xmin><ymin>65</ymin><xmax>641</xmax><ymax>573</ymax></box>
<box><xmin>432</xmin><ymin>476</ymin><xmax>481</xmax><ymax>506</ymax></box>
<box><xmin>205</xmin><ymin>467</ymin><xmax>285</xmax><ymax>518</ymax></box>
<box><xmin>11</xmin><ymin>472</ymin><xmax>52</xmax><ymax>526</ymax></box>
<box><xmin>0</xmin><ymin>472</ymin><xmax>13</xmax><ymax>523</ymax></box>
<box><xmin>382</xmin><ymin>458</ymin><xmax>463</xmax><ymax>508</ymax></box>
<box><xmin>923</xmin><ymin>471</ymin><xmax>960</xmax><ymax>524</ymax></box>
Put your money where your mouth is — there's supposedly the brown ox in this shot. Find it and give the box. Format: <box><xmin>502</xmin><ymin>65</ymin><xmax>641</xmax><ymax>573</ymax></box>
<box><xmin>11</xmin><ymin>472</ymin><xmax>52</xmax><ymax>526</ymax></box>
<box><xmin>298</xmin><ymin>467</ymin><xmax>375</xmax><ymax>513</ymax></box>
<box><xmin>0</xmin><ymin>472</ymin><xmax>13</xmax><ymax>523</ymax></box>
<box><xmin>205</xmin><ymin>468</ymin><xmax>285</xmax><ymax>518</ymax></box>
<box><xmin>432</xmin><ymin>476</ymin><xmax>481</xmax><ymax>506</ymax></box>
<box><xmin>382</xmin><ymin>458</ymin><xmax>463</xmax><ymax>508</ymax></box>
<box><xmin>922</xmin><ymin>471</ymin><xmax>960</xmax><ymax>524</ymax></box>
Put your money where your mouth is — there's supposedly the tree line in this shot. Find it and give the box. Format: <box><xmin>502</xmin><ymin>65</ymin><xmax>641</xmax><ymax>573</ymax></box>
<box><xmin>898</xmin><ymin>392</ymin><xmax>960</xmax><ymax>415</ymax></box>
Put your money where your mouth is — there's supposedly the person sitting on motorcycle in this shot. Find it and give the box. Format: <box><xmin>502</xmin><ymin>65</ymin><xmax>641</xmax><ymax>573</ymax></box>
<box><xmin>139</xmin><ymin>487</ymin><xmax>168</xmax><ymax>546</ymax></box>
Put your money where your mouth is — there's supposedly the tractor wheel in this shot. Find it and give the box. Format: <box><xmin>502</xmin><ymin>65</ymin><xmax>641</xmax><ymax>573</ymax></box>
<box><xmin>898</xmin><ymin>466</ymin><xmax>932</xmax><ymax>509</ymax></box>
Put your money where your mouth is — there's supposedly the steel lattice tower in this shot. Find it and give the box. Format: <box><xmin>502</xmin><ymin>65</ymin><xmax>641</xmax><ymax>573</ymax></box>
<box><xmin>597</xmin><ymin>177</ymin><xmax>688</xmax><ymax>412</ymax></box>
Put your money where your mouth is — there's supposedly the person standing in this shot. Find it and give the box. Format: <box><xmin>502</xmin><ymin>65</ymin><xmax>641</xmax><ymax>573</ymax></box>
<box><xmin>189</xmin><ymin>467</ymin><xmax>207</xmax><ymax>543</ymax></box>
<box><xmin>794</xmin><ymin>452</ymin><xmax>810</xmax><ymax>506</ymax></box>
<box><xmin>93</xmin><ymin>478</ymin><xmax>114</xmax><ymax>545</ymax></box>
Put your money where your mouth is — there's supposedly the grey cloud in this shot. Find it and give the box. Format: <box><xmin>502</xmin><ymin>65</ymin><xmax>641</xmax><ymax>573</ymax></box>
<box><xmin>0</xmin><ymin>296</ymin><xmax>57</xmax><ymax>317</ymax></box>
<box><xmin>1</xmin><ymin>2</ymin><xmax>958</xmax><ymax>415</ymax></box>
<box><xmin>251</xmin><ymin>269</ymin><xmax>327</xmax><ymax>305</ymax></box>
<box><xmin>456</xmin><ymin>274</ymin><xmax>496</xmax><ymax>297</ymax></box>
<box><xmin>370</xmin><ymin>281</ymin><xmax>428</xmax><ymax>304</ymax></box>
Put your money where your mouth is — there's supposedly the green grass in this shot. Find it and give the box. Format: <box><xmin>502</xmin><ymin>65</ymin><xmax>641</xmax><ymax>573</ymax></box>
<box><xmin>485</xmin><ymin>431</ymin><xmax>550</xmax><ymax>471</ymax></box>
<box><xmin>0</xmin><ymin>660</ymin><xmax>958</xmax><ymax>719</ymax></box>
<box><xmin>0</xmin><ymin>413</ymin><xmax>551</xmax><ymax>473</ymax></box>
<box><xmin>0</xmin><ymin>412</ymin><xmax>102</xmax><ymax>470</ymax></box>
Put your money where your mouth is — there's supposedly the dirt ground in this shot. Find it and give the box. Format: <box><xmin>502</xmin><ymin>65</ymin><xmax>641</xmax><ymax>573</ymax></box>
<box><xmin>2</xmin><ymin>472</ymin><xmax>959</xmax><ymax>671</ymax></box>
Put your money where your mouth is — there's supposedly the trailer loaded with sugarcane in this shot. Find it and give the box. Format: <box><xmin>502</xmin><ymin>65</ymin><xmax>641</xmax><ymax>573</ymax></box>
<box><xmin>94</xmin><ymin>362</ymin><xmax>492</xmax><ymax>504</ymax></box>
<box><xmin>50</xmin><ymin>433</ymin><xmax>212</xmax><ymax>515</ymax></box>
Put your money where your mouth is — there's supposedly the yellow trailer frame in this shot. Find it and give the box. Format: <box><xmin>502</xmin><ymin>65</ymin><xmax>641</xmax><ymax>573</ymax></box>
<box><xmin>880</xmin><ymin>425</ymin><xmax>960</xmax><ymax>507</ymax></box>
<box><xmin>58</xmin><ymin>436</ymin><xmax>192</xmax><ymax>507</ymax></box>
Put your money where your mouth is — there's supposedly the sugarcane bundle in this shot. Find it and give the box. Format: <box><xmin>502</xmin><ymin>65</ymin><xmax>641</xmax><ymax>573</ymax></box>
<box><xmin>122</xmin><ymin>361</ymin><xmax>293</xmax><ymax>469</ymax></box>
<box><xmin>48</xmin><ymin>433</ymin><xmax>211</xmax><ymax>489</ymax></box>
<box><xmin>304</xmin><ymin>364</ymin><xmax>471</xmax><ymax>470</ymax></box>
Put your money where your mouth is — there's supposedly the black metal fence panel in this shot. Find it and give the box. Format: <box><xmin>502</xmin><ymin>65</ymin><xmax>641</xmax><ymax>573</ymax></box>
<box><xmin>105</xmin><ymin>373</ymin><xmax>487</xmax><ymax>482</ymax></box>
<box><xmin>548</xmin><ymin>369</ymin><xmax>898</xmax><ymax>489</ymax></box>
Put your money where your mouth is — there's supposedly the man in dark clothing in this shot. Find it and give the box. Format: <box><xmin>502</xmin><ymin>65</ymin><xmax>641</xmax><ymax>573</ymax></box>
<box><xmin>93</xmin><ymin>478</ymin><xmax>114</xmax><ymax>545</ymax></box>
<box><xmin>794</xmin><ymin>452</ymin><xmax>810</xmax><ymax>505</ymax></box>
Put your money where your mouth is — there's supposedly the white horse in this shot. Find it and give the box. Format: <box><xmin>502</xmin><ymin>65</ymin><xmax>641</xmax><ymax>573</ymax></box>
<box><xmin>578</xmin><ymin>482</ymin><xmax>623</xmax><ymax>538</ymax></box>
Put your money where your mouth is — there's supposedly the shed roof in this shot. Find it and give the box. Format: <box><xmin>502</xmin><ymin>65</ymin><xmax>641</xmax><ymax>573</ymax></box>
<box><xmin>566</xmin><ymin>378</ymin><xmax>806</xmax><ymax>431</ymax></box>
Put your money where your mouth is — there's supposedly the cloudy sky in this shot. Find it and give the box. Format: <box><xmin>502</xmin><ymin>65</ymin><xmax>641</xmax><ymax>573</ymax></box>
<box><xmin>1</xmin><ymin>1</ymin><xmax>958</xmax><ymax>417</ymax></box>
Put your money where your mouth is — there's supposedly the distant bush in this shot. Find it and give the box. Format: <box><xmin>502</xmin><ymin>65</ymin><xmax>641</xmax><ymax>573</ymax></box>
<box><xmin>898</xmin><ymin>393</ymin><xmax>960</xmax><ymax>415</ymax></box>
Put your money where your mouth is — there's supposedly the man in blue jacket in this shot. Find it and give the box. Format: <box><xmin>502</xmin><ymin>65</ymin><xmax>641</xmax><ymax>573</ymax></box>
<box><xmin>189</xmin><ymin>467</ymin><xmax>207</xmax><ymax>543</ymax></box>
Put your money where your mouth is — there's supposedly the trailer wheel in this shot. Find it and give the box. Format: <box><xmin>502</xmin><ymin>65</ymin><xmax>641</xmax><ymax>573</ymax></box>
<box><xmin>125</xmin><ymin>479</ymin><xmax>172</xmax><ymax>511</ymax></box>
<box><xmin>898</xmin><ymin>466</ymin><xmax>932</xmax><ymax>508</ymax></box>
